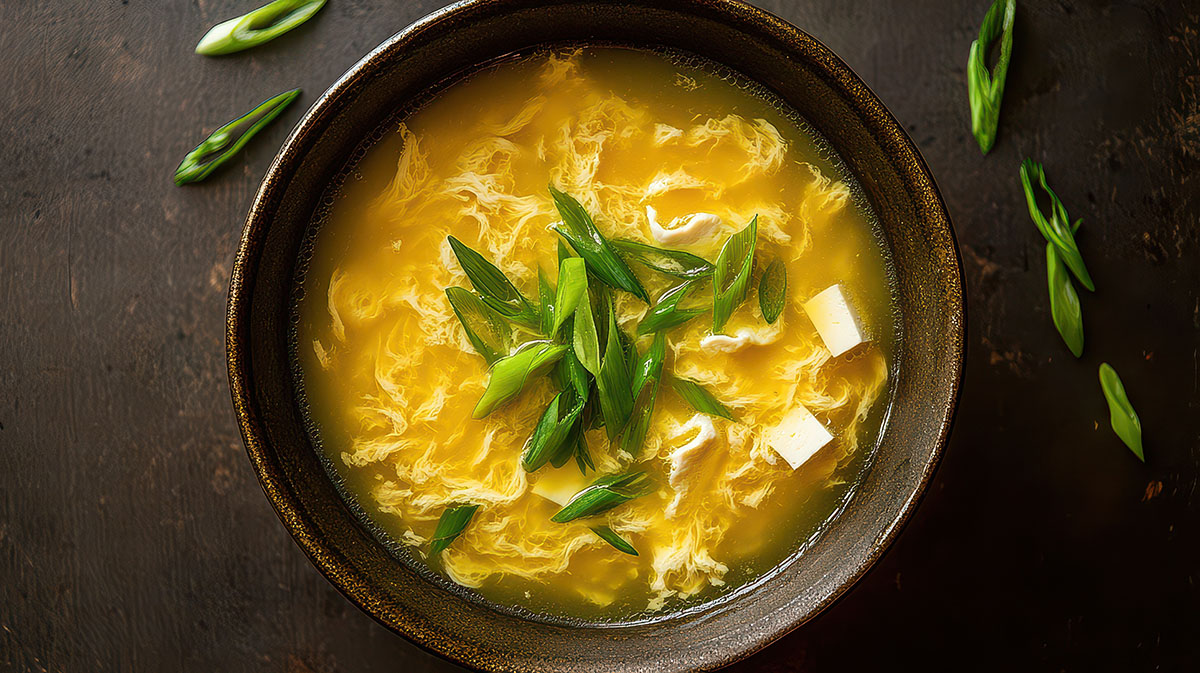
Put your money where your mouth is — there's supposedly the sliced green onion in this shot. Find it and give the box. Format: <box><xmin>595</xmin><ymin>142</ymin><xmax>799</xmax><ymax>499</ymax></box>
<box><xmin>552</xmin><ymin>258</ymin><xmax>588</xmax><ymax>335</ymax></box>
<box><xmin>447</xmin><ymin>236</ymin><xmax>539</xmax><ymax>326</ymax></box>
<box><xmin>638</xmin><ymin>282</ymin><xmax>707</xmax><ymax>335</ymax></box>
<box><xmin>573</xmin><ymin>425</ymin><xmax>595</xmax><ymax>474</ymax></box>
<box><xmin>551</xmin><ymin>471</ymin><xmax>654</xmax><ymax>523</ymax></box>
<box><xmin>174</xmin><ymin>88</ymin><xmax>300</xmax><ymax>185</ymax></box>
<box><xmin>670</xmin><ymin>377</ymin><xmax>735</xmax><ymax>421</ymax></box>
<box><xmin>445</xmin><ymin>287</ymin><xmax>510</xmax><ymax>364</ymax></box>
<box><xmin>521</xmin><ymin>389</ymin><xmax>587</xmax><ymax>472</ymax></box>
<box><xmin>429</xmin><ymin>504</ymin><xmax>478</xmax><ymax>555</ymax></box>
<box><xmin>967</xmin><ymin>0</ymin><xmax>1016</xmax><ymax>154</ymax></box>
<box><xmin>590</xmin><ymin>525</ymin><xmax>638</xmax><ymax>556</ymax></box>
<box><xmin>620</xmin><ymin>332</ymin><xmax>666</xmax><ymax>456</ymax></box>
<box><xmin>712</xmin><ymin>216</ymin><xmax>758</xmax><ymax>333</ymax></box>
<box><xmin>537</xmin><ymin>266</ymin><xmax>555</xmax><ymax>336</ymax></box>
<box><xmin>611</xmin><ymin>239</ymin><xmax>714</xmax><ymax>280</ymax></box>
<box><xmin>758</xmin><ymin>258</ymin><xmax>787</xmax><ymax>325</ymax></box>
<box><xmin>1099</xmin><ymin>363</ymin><xmax>1144</xmax><ymax>462</ymax></box>
<box><xmin>595</xmin><ymin>301</ymin><xmax>635</xmax><ymax>439</ymax></box>
<box><xmin>1046</xmin><ymin>243</ymin><xmax>1083</xmax><ymax>358</ymax></box>
<box><xmin>473</xmin><ymin>342</ymin><xmax>566</xmax><ymax>418</ymax></box>
<box><xmin>196</xmin><ymin>0</ymin><xmax>327</xmax><ymax>56</ymax></box>
<box><xmin>1020</xmin><ymin>159</ymin><xmax>1095</xmax><ymax>291</ymax></box>
<box><xmin>549</xmin><ymin>186</ymin><xmax>650</xmax><ymax>302</ymax></box>
<box><xmin>572</xmin><ymin>288</ymin><xmax>602</xmax><ymax>376</ymax></box>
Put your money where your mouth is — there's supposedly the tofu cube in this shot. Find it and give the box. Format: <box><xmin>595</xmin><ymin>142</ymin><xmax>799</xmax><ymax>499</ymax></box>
<box><xmin>766</xmin><ymin>404</ymin><xmax>834</xmax><ymax>470</ymax></box>
<box><xmin>803</xmin><ymin>284</ymin><xmax>867</xmax><ymax>357</ymax></box>
<box><xmin>530</xmin><ymin>467</ymin><xmax>591</xmax><ymax>506</ymax></box>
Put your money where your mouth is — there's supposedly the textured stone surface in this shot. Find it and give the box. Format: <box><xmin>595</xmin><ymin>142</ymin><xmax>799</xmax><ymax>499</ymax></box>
<box><xmin>1</xmin><ymin>1</ymin><xmax>1197</xmax><ymax>671</ymax></box>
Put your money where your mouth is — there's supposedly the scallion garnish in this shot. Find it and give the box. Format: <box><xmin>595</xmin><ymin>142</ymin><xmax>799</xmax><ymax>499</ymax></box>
<box><xmin>572</xmin><ymin>287</ymin><xmax>602</xmax><ymax>376</ymax></box>
<box><xmin>552</xmin><ymin>258</ymin><xmax>588</xmax><ymax>335</ymax></box>
<box><xmin>174</xmin><ymin>88</ymin><xmax>300</xmax><ymax>185</ymax></box>
<box><xmin>712</xmin><ymin>216</ymin><xmax>758</xmax><ymax>333</ymax></box>
<box><xmin>473</xmin><ymin>342</ymin><xmax>566</xmax><ymax>418</ymax></box>
<box><xmin>595</xmin><ymin>301</ymin><xmax>635</xmax><ymax>439</ymax></box>
<box><xmin>1020</xmin><ymin>159</ymin><xmax>1095</xmax><ymax>291</ymax></box>
<box><xmin>637</xmin><ymin>282</ymin><xmax>707</xmax><ymax>335</ymax></box>
<box><xmin>429</xmin><ymin>504</ymin><xmax>478</xmax><ymax>555</ymax></box>
<box><xmin>1045</xmin><ymin>243</ymin><xmax>1084</xmax><ymax>358</ymax></box>
<box><xmin>590</xmin><ymin>525</ymin><xmax>638</xmax><ymax>556</ymax></box>
<box><xmin>1099</xmin><ymin>363</ymin><xmax>1144</xmax><ymax>462</ymax></box>
<box><xmin>551</xmin><ymin>471</ymin><xmax>654</xmax><ymax>523</ymax></box>
<box><xmin>195</xmin><ymin>0</ymin><xmax>327</xmax><ymax>56</ymax></box>
<box><xmin>447</xmin><ymin>236</ymin><xmax>540</xmax><ymax>327</ymax></box>
<box><xmin>758</xmin><ymin>258</ymin><xmax>787</xmax><ymax>324</ymax></box>
<box><xmin>670</xmin><ymin>377</ymin><xmax>735</xmax><ymax>421</ymax></box>
<box><xmin>521</xmin><ymin>389</ymin><xmax>587</xmax><ymax>472</ymax></box>
<box><xmin>537</xmin><ymin>267</ymin><xmax>556</xmax><ymax>336</ymax></box>
<box><xmin>549</xmin><ymin>186</ymin><xmax>650</xmax><ymax>302</ymax></box>
<box><xmin>445</xmin><ymin>287</ymin><xmax>511</xmax><ymax>364</ymax></box>
<box><xmin>620</xmin><ymin>332</ymin><xmax>666</xmax><ymax>456</ymax></box>
<box><xmin>611</xmin><ymin>239</ymin><xmax>714</xmax><ymax>280</ymax></box>
<box><xmin>967</xmin><ymin>0</ymin><xmax>1016</xmax><ymax>154</ymax></box>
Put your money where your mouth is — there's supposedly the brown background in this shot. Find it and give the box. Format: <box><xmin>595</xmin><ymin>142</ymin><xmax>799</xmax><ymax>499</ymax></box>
<box><xmin>2</xmin><ymin>1</ymin><xmax>1198</xmax><ymax>671</ymax></box>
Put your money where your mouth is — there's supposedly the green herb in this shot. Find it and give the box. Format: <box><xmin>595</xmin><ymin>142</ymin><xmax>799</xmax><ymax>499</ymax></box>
<box><xmin>590</xmin><ymin>525</ymin><xmax>638</xmax><ymax>556</ymax></box>
<box><xmin>1046</xmin><ymin>243</ymin><xmax>1084</xmax><ymax>358</ymax></box>
<box><xmin>195</xmin><ymin>0</ymin><xmax>327</xmax><ymax>55</ymax></box>
<box><xmin>620</xmin><ymin>332</ymin><xmax>666</xmax><ymax>456</ymax></box>
<box><xmin>473</xmin><ymin>342</ymin><xmax>566</xmax><ymax>418</ymax></box>
<box><xmin>637</xmin><ymin>282</ymin><xmax>707</xmax><ymax>335</ymax></box>
<box><xmin>712</xmin><ymin>216</ymin><xmax>758</xmax><ymax>333</ymax></box>
<box><xmin>429</xmin><ymin>504</ymin><xmax>478</xmax><ymax>555</ymax></box>
<box><xmin>174</xmin><ymin>88</ymin><xmax>300</xmax><ymax>185</ymax></box>
<box><xmin>552</xmin><ymin>258</ymin><xmax>588</xmax><ymax>335</ymax></box>
<box><xmin>670</xmin><ymin>377</ymin><xmax>735</xmax><ymax>421</ymax></box>
<box><xmin>447</xmin><ymin>236</ymin><xmax>539</xmax><ymax>326</ymax></box>
<box><xmin>967</xmin><ymin>0</ymin><xmax>1016</xmax><ymax>154</ymax></box>
<box><xmin>611</xmin><ymin>239</ymin><xmax>714</xmax><ymax>280</ymax></box>
<box><xmin>595</xmin><ymin>302</ymin><xmax>635</xmax><ymax>439</ymax></box>
<box><xmin>1020</xmin><ymin>159</ymin><xmax>1095</xmax><ymax>292</ymax></box>
<box><xmin>758</xmin><ymin>258</ymin><xmax>787</xmax><ymax>324</ymax></box>
<box><xmin>1099</xmin><ymin>363</ymin><xmax>1144</xmax><ymax>462</ymax></box>
<box><xmin>551</xmin><ymin>471</ymin><xmax>654</xmax><ymax>523</ymax></box>
<box><xmin>573</xmin><ymin>425</ymin><xmax>595</xmax><ymax>474</ymax></box>
<box><xmin>572</xmin><ymin>288</ymin><xmax>602</xmax><ymax>376</ymax></box>
<box><xmin>537</xmin><ymin>267</ymin><xmax>555</xmax><ymax>336</ymax></box>
<box><xmin>521</xmin><ymin>390</ymin><xmax>587</xmax><ymax>472</ymax></box>
<box><xmin>445</xmin><ymin>287</ymin><xmax>510</xmax><ymax>364</ymax></box>
<box><xmin>549</xmin><ymin>186</ymin><xmax>650</xmax><ymax>302</ymax></box>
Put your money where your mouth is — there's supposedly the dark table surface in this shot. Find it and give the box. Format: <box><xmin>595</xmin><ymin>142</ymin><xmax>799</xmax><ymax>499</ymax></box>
<box><xmin>3</xmin><ymin>1</ymin><xmax>1198</xmax><ymax>671</ymax></box>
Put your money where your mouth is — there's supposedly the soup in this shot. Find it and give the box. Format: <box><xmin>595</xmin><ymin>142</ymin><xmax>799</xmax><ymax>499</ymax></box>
<box><xmin>295</xmin><ymin>47</ymin><xmax>895</xmax><ymax>620</ymax></box>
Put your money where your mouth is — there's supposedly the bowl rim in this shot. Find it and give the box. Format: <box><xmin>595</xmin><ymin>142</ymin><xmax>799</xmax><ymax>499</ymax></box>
<box><xmin>226</xmin><ymin>0</ymin><xmax>966</xmax><ymax>669</ymax></box>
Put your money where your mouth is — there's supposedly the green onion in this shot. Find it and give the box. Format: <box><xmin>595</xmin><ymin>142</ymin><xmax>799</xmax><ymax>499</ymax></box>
<box><xmin>670</xmin><ymin>377</ymin><xmax>735</xmax><ymax>421</ymax></box>
<box><xmin>967</xmin><ymin>0</ymin><xmax>1016</xmax><ymax>154</ymax></box>
<box><xmin>445</xmin><ymin>287</ymin><xmax>510</xmax><ymax>364</ymax></box>
<box><xmin>620</xmin><ymin>332</ymin><xmax>666</xmax><ymax>456</ymax></box>
<box><xmin>637</xmin><ymin>282</ymin><xmax>707</xmax><ymax>335</ymax></box>
<box><xmin>573</xmin><ymin>424</ymin><xmax>595</xmax><ymax>474</ymax></box>
<box><xmin>590</xmin><ymin>525</ymin><xmax>638</xmax><ymax>556</ymax></box>
<box><xmin>1099</xmin><ymin>363</ymin><xmax>1144</xmax><ymax>462</ymax></box>
<box><xmin>572</xmin><ymin>288</ymin><xmax>602</xmax><ymax>376</ymax></box>
<box><xmin>196</xmin><ymin>0</ymin><xmax>327</xmax><ymax>56</ymax></box>
<box><xmin>552</xmin><ymin>258</ymin><xmax>588</xmax><ymax>335</ymax></box>
<box><xmin>1046</xmin><ymin>243</ymin><xmax>1084</xmax><ymax>358</ymax></box>
<box><xmin>521</xmin><ymin>390</ymin><xmax>587</xmax><ymax>472</ymax></box>
<box><xmin>595</xmin><ymin>301</ymin><xmax>635</xmax><ymax>439</ymax></box>
<box><xmin>537</xmin><ymin>267</ymin><xmax>555</xmax><ymax>336</ymax></box>
<box><xmin>447</xmin><ymin>236</ymin><xmax>539</xmax><ymax>326</ymax></box>
<box><xmin>611</xmin><ymin>239</ymin><xmax>714</xmax><ymax>280</ymax></box>
<box><xmin>758</xmin><ymin>258</ymin><xmax>787</xmax><ymax>325</ymax></box>
<box><xmin>549</xmin><ymin>186</ymin><xmax>650</xmax><ymax>302</ymax></box>
<box><xmin>712</xmin><ymin>216</ymin><xmax>758</xmax><ymax>333</ymax></box>
<box><xmin>551</xmin><ymin>471</ymin><xmax>654</xmax><ymax>523</ymax></box>
<box><xmin>473</xmin><ymin>342</ymin><xmax>566</xmax><ymax>418</ymax></box>
<box><xmin>429</xmin><ymin>504</ymin><xmax>478</xmax><ymax>555</ymax></box>
<box><xmin>174</xmin><ymin>88</ymin><xmax>300</xmax><ymax>185</ymax></box>
<box><xmin>1020</xmin><ymin>159</ymin><xmax>1095</xmax><ymax>291</ymax></box>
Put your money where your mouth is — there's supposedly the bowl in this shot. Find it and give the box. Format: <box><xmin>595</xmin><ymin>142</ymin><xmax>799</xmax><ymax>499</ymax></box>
<box><xmin>226</xmin><ymin>0</ymin><xmax>965</xmax><ymax>670</ymax></box>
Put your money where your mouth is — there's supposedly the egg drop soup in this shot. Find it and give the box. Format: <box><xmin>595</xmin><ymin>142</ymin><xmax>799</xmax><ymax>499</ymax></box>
<box><xmin>295</xmin><ymin>47</ymin><xmax>897</xmax><ymax>621</ymax></box>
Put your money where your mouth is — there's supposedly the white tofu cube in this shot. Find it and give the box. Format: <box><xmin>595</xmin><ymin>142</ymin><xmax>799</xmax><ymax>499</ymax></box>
<box><xmin>803</xmin><ymin>284</ymin><xmax>867</xmax><ymax>357</ymax></box>
<box><xmin>530</xmin><ymin>467</ymin><xmax>591</xmax><ymax>506</ymax></box>
<box><xmin>765</xmin><ymin>404</ymin><xmax>834</xmax><ymax>470</ymax></box>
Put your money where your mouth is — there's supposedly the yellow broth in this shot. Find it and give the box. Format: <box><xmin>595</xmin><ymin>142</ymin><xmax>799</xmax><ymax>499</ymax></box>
<box><xmin>295</xmin><ymin>47</ymin><xmax>896</xmax><ymax>620</ymax></box>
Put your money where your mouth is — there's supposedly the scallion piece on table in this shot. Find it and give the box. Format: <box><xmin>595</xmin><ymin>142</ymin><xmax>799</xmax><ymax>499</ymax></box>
<box><xmin>549</xmin><ymin>186</ymin><xmax>650</xmax><ymax>303</ymax></box>
<box><xmin>473</xmin><ymin>342</ymin><xmax>566</xmax><ymax>418</ymax></box>
<box><xmin>174</xmin><ymin>88</ymin><xmax>300</xmax><ymax>185</ymax></box>
<box><xmin>1045</xmin><ymin>243</ymin><xmax>1083</xmax><ymax>358</ymax></box>
<box><xmin>195</xmin><ymin>0</ymin><xmax>327</xmax><ymax>56</ymax></box>
<box><xmin>712</xmin><ymin>216</ymin><xmax>758</xmax><ymax>333</ymax></box>
<box><xmin>447</xmin><ymin>236</ymin><xmax>539</xmax><ymax>327</ymax></box>
<box><xmin>967</xmin><ymin>0</ymin><xmax>1016</xmax><ymax>154</ymax></box>
<box><xmin>670</xmin><ymin>377</ymin><xmax>735</xmax><ymax>421</ymax></box>
<box><xmin>1099</xmin><ymin>363</ymin><xmax>1144</xmax><ymax>462</ymax></box>
<box><xmin>551</xmin><ymin>471</ymin><xmax>654</xmax><ymax>523</ymax></box>
<box><xmin>429</xmin><ymin>504</ymin><xmax>479</xmax><ymax>555</ymax></box>
<box><xmin>1020</xmin><ymin>159</ymin><xmax>1095</xmax><ymax>291</ymax></box>
<box><xmin>445</xmin><ymin>287</ymin><xmax>510</xmax><ymax>364</ymax></box>
<box><xmin>590</xmin><ymin>525</ymin><xmax>638</xmax><ymax>556</ymax></box>
<box><xmin>758</xmin><ymin>258</ymin><xmax>787</xmax><ymax>325</ymax></box>
<box><xmin>611</xmin><ymin>238</ymin><xmax>714</xmax><ymax>280</ymax></box>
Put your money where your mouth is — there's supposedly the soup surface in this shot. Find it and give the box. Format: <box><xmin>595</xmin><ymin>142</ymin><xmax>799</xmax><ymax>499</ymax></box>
<box><xmin>296</xmin><ymin>47</ymin><xmax>895</xmax><ymax>620</ymax></box>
